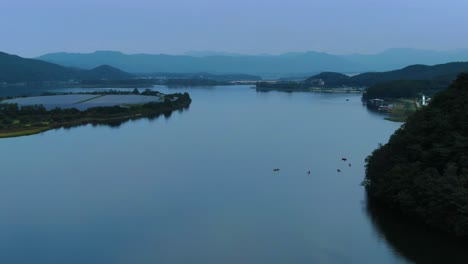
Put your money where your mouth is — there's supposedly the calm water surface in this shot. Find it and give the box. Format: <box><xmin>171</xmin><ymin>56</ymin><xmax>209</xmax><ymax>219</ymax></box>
<box><xmin>0</xmin><ymin>85</ymin><xmax>466</xmax><ymax>264</ymax></box>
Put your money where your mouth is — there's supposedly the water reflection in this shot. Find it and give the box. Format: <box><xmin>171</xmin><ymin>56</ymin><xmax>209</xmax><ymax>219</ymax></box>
<box><xmin>365</xmin><ymin>196</ymin><xmax>468</xmax><ymax>264</ymax></box>
<box><xmin>163</xmin><ymin>110</ymin><xmax>173</xmax><ymax>119</ymax></box>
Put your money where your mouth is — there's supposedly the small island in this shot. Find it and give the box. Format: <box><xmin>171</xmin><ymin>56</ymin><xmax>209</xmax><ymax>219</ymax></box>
<box><xmin>0</xmin><ymin>89</ymin><xmax>191</xmax><ymax>138</ymax></box>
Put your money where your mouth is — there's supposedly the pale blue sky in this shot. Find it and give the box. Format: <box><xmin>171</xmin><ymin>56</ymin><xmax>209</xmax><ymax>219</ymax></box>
<box><xmin>1</xmin><ymin>0</ymin><xmax>468</xmax><ymax>57</ymax></box>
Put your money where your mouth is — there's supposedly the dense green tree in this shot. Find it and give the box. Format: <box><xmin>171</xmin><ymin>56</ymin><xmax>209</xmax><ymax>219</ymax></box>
<box><xmin>365</xmin><ymin>73</ymin><xmax>468</xmax><ymax>237</ymax></box>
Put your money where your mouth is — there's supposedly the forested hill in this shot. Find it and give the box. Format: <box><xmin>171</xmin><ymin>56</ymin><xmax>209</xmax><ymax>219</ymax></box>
<box><xmin>306</xmin><ymin>62</ymin><xmax>468</xmax><ymax>87</ymax></box>
<box><xmin>84</xmin><ymin>65</ymin><xmax>134</xmax><ymax>80</ymax></box>
<box><xmin>365</xmin><ymin>73</ymin><xmax>468</xmax><ymax>237</ymax></box>
<box><xmin>0</xmin><ymin>52</ymin><xmax>134</xmax><ymax>83</ymax></box>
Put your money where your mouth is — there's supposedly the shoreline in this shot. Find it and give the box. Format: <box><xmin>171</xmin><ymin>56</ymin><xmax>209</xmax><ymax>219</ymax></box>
<box><xmin>255</xmin><ymin>86</ymin><xmax>365</xmax><ymax>93</ymax></box>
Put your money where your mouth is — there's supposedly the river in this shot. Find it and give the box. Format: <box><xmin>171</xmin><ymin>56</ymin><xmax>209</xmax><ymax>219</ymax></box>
<box><xmin>0</xmin><ymin>85</ymin><xmax>466</xmax><ymax>264</ymax></box>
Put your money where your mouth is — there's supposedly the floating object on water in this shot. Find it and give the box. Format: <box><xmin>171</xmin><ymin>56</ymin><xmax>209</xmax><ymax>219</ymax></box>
<box><xmin>348</xmin><ymin>163</ymin><xmax>351</xmax><ymax>167</ymax></box>
<box><xmin>337</xmin><ymin>169</ymin><xmax>341</xmax><ymax>172</ymax></box>
<box><xmin>307</xmin><ymin>170</ymin><xmax>311</xmax><ymax>175</ymax></box>
<box><xmin>346</xmin><ymin>99</ymin><xmax>349</xmax><ymax>101</ymax></box>
<box><xmin>273</xmin><ymin>168</ymin><xmax>280</xmax><ymax>172</ymax></box>
<box><xmin>342</xmin><ymin>158</ymin><xmax>347</xmax><ymax>161</ymax></box>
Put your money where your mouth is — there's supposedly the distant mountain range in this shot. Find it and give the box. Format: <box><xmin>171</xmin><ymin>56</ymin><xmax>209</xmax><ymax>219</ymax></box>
<box><xmin>0</xmin><ymin>52</ymin><xmax>134</xmax><ymax>83</ymax></box>
<box><xmin>0</xmin><ymin>51</ymin><xmax>261</xmax><ymax>84</ymax></box>
<box><xmin>36</xmin><ymin>48</ymin><xmax>468</xmax><ymax>77</ymax></box>
<box><xmin>36</xmin><ymin>51</ymin><xmax>356</xmax><ymax>78</ymax></box>
<box><xmin>4</xmin><ymin>49</ymin><xmax>468</xmax><ymax>86</ymax></box>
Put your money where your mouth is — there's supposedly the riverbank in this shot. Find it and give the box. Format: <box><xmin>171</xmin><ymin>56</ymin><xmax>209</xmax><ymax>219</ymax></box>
<box><xmin>385</xmin><ymin>99</ymin><xmax>418</xmax><ymax>122</ymax></box>
<box><xmin>255</xmin><ymin>86</ymin><xmax>365</xmax><ymax>93</ymax></box>
<box><xmin>365</xmin><ymin>97</ymin><xmax>419</xmax><ymax>122</ymax></box>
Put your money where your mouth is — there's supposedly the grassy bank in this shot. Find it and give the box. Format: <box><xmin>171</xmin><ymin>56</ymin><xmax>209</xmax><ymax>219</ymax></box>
<box><xmin>385</xmin><ymin>99</ymin><xmax>418</xmax><ymax>122</ymax></box>
<box><xmin>0</xmin><ymin>127</ymin><xmax>50</xmax><ymax>138</ymax></box>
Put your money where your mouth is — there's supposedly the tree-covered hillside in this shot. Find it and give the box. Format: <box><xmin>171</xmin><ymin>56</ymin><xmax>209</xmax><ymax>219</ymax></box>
<box><xmin>259</xmin><ymin>63</ymin><xmax>468</xmax><ymax>94</ymax></box>
<box><xmin>353</xmin><ymin>62</ymin><xmax>468</xmax><ymax>87</ymax></box>
<box><xmin>0</xmin><ymin>52</ymin><xmax>134</xmax><ymax>83</ymax></box>
<box><xmin>362</xmin><ymin>80</ymin><xmax>450</xmax><ymax>100</ymax></box>
<box><xmin>306</xmin><ymin>62</ymin><xmax>468</xmax><ymax>88</ymax></box>
<box><xmin>0</xmin><ymin>52</ymin><xmax>80</xmax><ymax>82</ymax></box>
<box><xmin>365</xmin><ymin>73</ymin><xmax>468</xmax><ymax>237</ymax></box>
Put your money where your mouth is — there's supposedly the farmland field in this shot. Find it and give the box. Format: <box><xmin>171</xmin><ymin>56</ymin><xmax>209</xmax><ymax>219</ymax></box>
<box><xmin>1</xmin><ymin>94</ymin><xmax>163</xmax><ymax>110</ymax></box>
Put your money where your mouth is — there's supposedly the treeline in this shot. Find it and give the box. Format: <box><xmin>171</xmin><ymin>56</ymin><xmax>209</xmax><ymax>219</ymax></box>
<box><xmin>364</xmin><ymin>73</ymin><xmax>468</xmax><ymax>237</ymax></box>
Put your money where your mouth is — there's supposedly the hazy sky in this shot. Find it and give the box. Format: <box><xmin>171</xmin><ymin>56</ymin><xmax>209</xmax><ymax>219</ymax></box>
<box><xmin>1</xmin><ymin>0</ymin><xmax>468</xmax><ymax>57</ymax></box>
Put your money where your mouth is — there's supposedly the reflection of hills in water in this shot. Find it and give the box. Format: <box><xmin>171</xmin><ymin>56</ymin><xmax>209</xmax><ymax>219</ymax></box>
<box><xmin>65</xmin><ymin>105</ymin><xmax>189</xmax><ymax>130</ymax></box>
<box><xmin>365</xmin><ymin>196</ymin><xmax>468</xmax><ymax>264</ymax></box>
<box><xmin>61</xmin><ymin>108</ymin><xmax>188</xmax><ymax>132</ymax></box>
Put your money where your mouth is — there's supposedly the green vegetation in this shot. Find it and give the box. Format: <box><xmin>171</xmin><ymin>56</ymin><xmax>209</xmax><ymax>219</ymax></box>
<box><xmin>256</xmin><ymin>81</ymin><xmax>306</xmax><ymax>91</ymax></box>
<box><xmin>384</xmin><ymin>99</ymin><xmax>418</xmax><ymax>122</ymax></box>
<box><xmin>363</xmin><ymin>80</ymin><xmax>436</xmax><ymax>100</ymax></box>
<box><xmin>364</xmin><ymin>73</ymin><xmax>468</xmax><ymax>237</ymax></box>
<box><xmin>305</xmin><ymin>72</ymin><xmax>352</xmax><ymax>87</ymax></box>
<box><xmin>255</xmin><ymin>81</ymin><xmax>364</xmax><ymax>93</ymax></box>
<box><xmin>351</xmin><ymin>63</ymin><xmax>468</xmax><ymax>87</ymax></box>
<box><xmin>362</xmin><ymin>79</ymin><xmax>451</xmax><ymax>100</ymax></box>
<box><xmin>0</xmin><ymin>91</ymin><xmax>191</xmax><ymax>138</ymax></box>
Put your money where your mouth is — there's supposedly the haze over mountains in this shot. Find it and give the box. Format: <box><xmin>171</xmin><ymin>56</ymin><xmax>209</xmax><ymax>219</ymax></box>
<box><xmin>37</xmin><ymin>48</ymin><xmax>468</xmax><ymax>78</ymax></box>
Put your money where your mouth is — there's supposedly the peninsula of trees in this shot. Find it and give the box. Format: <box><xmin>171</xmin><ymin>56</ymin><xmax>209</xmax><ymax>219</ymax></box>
<box><xmin>0</xmin><ymin>90</ymin><xmax>191</xmax><ymax>138</ymax></box>
<box><xmin>364</xmin><ymin>73</ymin><xmax>468</xmax><ymax>237</ymax></box>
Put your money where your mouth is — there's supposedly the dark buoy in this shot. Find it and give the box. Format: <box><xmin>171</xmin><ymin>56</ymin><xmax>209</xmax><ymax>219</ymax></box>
<box><xmin>337</xmin><ymin>169</ymin><xmax>341</xmax><ymax>172</ymax></box>
<box><xmin>348</xmin><ymin>163</ymin><xmax>351</xmax><ymax>167</ymax></box>
<box><xmin>342</xmin><ymin>158</ymin><xmax>347</xmax><ymax>161</ymax></box>
<box><xmin>307</xmin><ymin>170</ymin><xmax>311</xmax><ymax>175</ymax></box>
